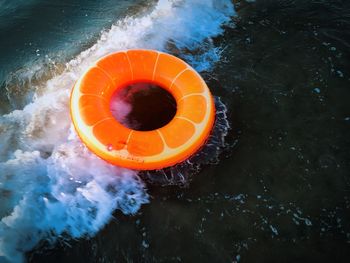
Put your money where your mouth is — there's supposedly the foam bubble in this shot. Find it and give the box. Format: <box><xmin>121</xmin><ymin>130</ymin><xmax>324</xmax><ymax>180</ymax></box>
<box><xmin>0</xmin><ymin>0</ymin><xmax>235</xmax><ymax>262</ymax></box>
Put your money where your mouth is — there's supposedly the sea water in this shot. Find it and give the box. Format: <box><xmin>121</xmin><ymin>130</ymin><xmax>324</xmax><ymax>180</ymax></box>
<box><xmin>1</xmin><ymin>0</ymin><xmax>350</xmax><ymax>262</ymax></box>
<box><xmin>0</xmin><ymin>1</ymin><xmax>234</xmax><ymax>262</ymax></box>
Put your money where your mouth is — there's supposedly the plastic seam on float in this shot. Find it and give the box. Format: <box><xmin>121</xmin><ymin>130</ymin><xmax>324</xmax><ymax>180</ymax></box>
<box><xmin>125</xmin><ymin>51</ymin><xmax>134</xmax><ymax>80</ymax></box>
<box><xmin>174</xmin><ymin>116</ymin><xmax>200</xmax><ymax>128</ymax></box>
<box><xmin>95</xmin><ymin>65</ymin><xmax>118</xmax><ymax>88</ymax></box>
<box><xmin>178</xmin><ymin>92</ymin><xmax>206</xmax><ymax>102</ymax></box>
<box><xmin>156</xmin><ymin>129</ymin><xmax>173</xmax><ymax>151</ymax></box>
<box><xmin>112</xmin><ymin>130</ymin><xmax>133</xmax><ymax>155</ymax></box>
<box><xmin>152</xmin><ymin>52</ymin><xmax>160</xmax><ymax>81</ymax></box>
<box><xmin>79</xmin><ymin>93</ymin><xmax>110</xmax><ymax>103</ymax></box>
<box><xmin>91</xmin><ymin>117</ymin><xmax>114</xmax><ymax>128</ymax></box>
<box><xmin>122</xmin><ymin>130</ymin><xmax>134</xmax><ymax>151</ymax></box>
<box><xmin>169</xmin><ymin>68</ymin><xmax>190</xmax><ymax>90</ymax></box>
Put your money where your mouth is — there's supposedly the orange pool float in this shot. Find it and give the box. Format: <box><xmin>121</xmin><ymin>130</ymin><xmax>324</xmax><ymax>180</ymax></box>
<box><xmin>70</xmin><ymin>49</ymin><xmax>215</xmax><ymax>170</ymax></box>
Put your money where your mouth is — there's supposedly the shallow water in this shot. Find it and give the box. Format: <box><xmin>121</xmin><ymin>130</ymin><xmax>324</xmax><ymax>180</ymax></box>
<box><xmin>0</xmin><ymin>0</ymin><xmax>349</xmax><ymax>262</ymax></box>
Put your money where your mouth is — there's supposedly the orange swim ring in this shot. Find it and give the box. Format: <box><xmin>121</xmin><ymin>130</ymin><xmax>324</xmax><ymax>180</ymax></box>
<box><xmin>70</xmin><ymin>49</ymin><xmax>215</xmax><ymax>170</ymax></box>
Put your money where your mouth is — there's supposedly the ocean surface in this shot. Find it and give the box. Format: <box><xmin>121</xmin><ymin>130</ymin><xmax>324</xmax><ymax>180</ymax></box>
<box><xmin>0</xmin><ymin>0</ymin><xmax>349</xmax><ymax>262</ymax></box>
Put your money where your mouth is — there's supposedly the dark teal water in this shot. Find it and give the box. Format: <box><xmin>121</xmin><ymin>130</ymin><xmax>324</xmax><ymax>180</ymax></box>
<box><xmin>0</xmin><ymin>0</ymin><xmax>349</xmax><ymax>262</ymax></box>
<box><xmin>0</xmin><ymin>0</ymin><xmax>146</xmax><ymax>81</ymax></box>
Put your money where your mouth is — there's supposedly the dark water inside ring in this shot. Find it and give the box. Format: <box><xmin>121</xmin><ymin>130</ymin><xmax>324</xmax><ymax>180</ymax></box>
<box><xmin>0</xmin><ymin>0</ymin><xmax>348</xmax><ymax>262</ymax></box>
<box><xmin>110</xmin><ymin>83</ymin><xmax>177</xmax><ymax>131</ymax></box>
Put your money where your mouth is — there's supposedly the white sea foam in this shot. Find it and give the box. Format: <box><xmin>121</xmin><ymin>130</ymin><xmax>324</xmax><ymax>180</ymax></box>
<box><xmin>0</xmin><ymin>0</ymin><xmax>235</xmax><ymax>262</ymax></box>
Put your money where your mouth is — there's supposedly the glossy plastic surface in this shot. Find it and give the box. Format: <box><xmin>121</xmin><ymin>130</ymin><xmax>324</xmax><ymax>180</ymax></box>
<box><xmin>70</xmin><ymin>50</ymin><xmax>215</xmax><ymax>170</ymax></box>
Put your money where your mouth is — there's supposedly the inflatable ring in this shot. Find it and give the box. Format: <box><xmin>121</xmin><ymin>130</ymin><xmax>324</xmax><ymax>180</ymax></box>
<box><xmin>70</xmin><ymin>49</ymin><xmax>215</xmax><ymax>170</ymax></box>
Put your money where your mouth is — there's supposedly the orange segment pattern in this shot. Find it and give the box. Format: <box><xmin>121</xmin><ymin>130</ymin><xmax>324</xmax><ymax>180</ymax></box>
<box><xmin>171</xmin><ymin>70</ymin><xmax>205</xmax><ymax>99</ymax></box>
<box><xmin>79</xmin><ymin>67</ymin><xmax>113</xmax><ymax>96</ymax></box>
<box><xmin>79</xmin><ymin>95</ymin><xmax>110</xmax><ymax>126</ymax></box>
<box><xmin>153</xmin><ymin>53</ymin><xmax>188</xmax><ymax>94</ymax></box>
<box><xmin>93</xmin><ymin>119</ymin><xmax>131</xmax><ymax>151</ymax></box>
<box><xmin>97</xmin><ymin>52</ymin><xmax>132</xmax><ymax>86</ymax></box>
<box><xmin>177</xmin><ymin>95</ymin><xmax>207</xmax><ymax>124</ymax></box>
<box><xmin>127</xmin><ymin>131</ymin><xmax>164</xmax><ymax>156</ymax></box>
<box><xmin>127</xmin><ymin>50</ymin><xmax>158</xmax><ymax>81</ymax></box>
<box><xmin>70</xmin><ymin>49</ymin><xmax>215</xmax><ymax>170</ymax></box>
<box><xmin>159</xmin><ymin>118</ymin><xmax>195</xmax><ymax>149</ymax></box>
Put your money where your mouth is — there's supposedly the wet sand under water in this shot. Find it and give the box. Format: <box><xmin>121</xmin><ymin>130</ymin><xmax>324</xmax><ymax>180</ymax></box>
<box><xmin>28</xmin><ymin>1</ymin><xmax>350</xmax><ymax>262</ymax></box>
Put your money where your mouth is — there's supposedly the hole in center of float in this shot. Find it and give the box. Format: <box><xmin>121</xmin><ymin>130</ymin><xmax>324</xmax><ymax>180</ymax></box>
<box><xmin>110</xmin><ymin>82</ymin><xmax>177</xmax><ymax>131</ymax></box>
